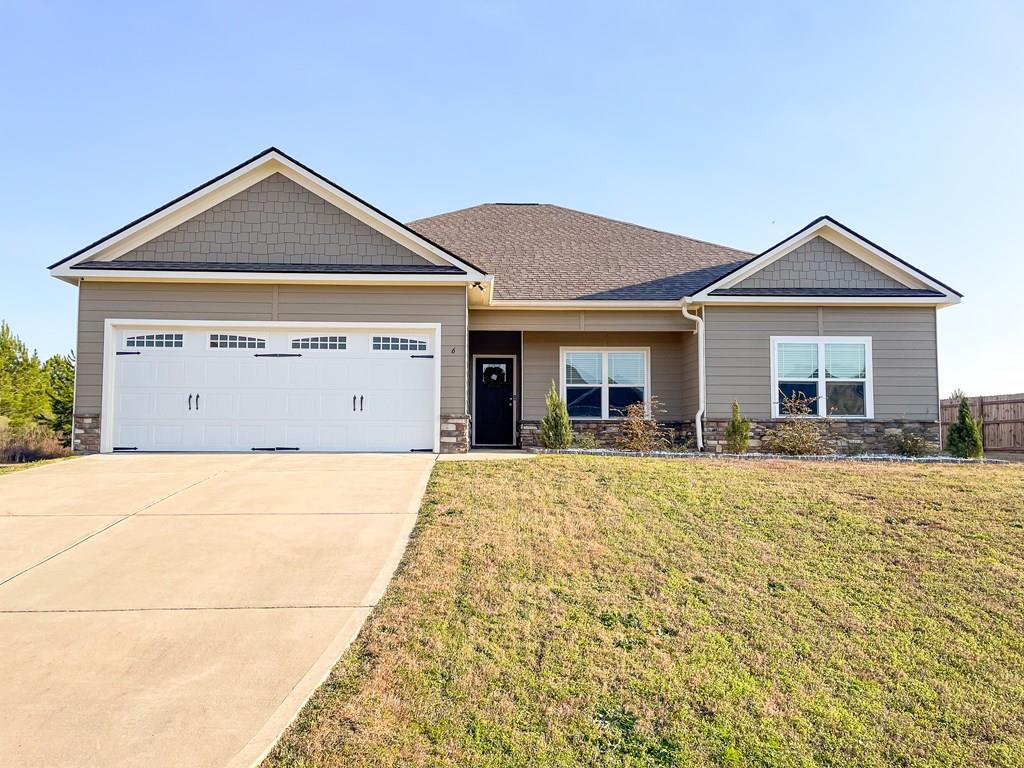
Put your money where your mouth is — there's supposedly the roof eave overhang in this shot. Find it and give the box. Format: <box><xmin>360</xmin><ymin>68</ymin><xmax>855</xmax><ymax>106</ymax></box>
<box><xmin>67</xmin><ymin>271</ymin><xmax>491</xmax><ymax>287</ymax></box>
<box><xmin>481</xmin><ymin>298</ymin><xmax>686</xmax><ymax>310</ymax></box>
<box><xmin>695</xmin><ymin>294</ymin><xmax>960</xmax><ymax>308</ymax></box>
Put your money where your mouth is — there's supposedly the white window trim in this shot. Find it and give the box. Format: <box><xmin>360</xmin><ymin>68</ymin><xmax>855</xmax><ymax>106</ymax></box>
<box><xmin>559</xmin><ymin>347</ymin><xmax>651</xmax><ymax>420</ymax></box>
<box><xmin>770</xmin><ymin>336</ymin><xmax>874</xmax><ymax>419</ymax></box>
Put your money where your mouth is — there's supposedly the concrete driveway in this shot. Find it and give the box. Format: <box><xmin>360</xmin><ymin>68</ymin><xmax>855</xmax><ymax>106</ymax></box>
<box><xmin>0</xmin><ymin>452</ymin><xmax>434</xmax><ymax>768</ymax></box>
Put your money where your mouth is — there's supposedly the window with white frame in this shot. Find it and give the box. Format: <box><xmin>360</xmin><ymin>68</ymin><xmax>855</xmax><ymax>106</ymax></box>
<box><xmin>561</xmin><ymin>349</ymin><xmax>648</xmax><ymax>419</ymax></box>
<box><xmin>771</xmin><ymin>337</ymin><xmax>873</xmax><ymax>418</ymax></box>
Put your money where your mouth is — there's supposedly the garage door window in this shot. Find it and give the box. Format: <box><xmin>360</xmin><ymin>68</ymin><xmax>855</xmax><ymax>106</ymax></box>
<box><xmin>125</xmin><ymin>333</ymin><xmax>183</xmax><ymax>348</ymax></box>
<box><xmin>291</xmin><ymin>335</ymin><xmax>347</xmax><ymax>350</ymax></box>
<box><xmin>372</xmin><ymin>335</ymin><xmax>427</xmax><ymax>351</ymax></box>
<box><xmin>209</xmin><ymin>333</ymin><xmax>266</xmax><ymax>350</ymax></box>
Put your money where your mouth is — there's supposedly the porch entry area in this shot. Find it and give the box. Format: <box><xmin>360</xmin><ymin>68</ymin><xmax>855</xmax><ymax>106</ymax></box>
<box><xmin>468</xmin><ymin>328</ymin><xmax>698</xmax><ymax>449</ymax></box>
<box><xmin>469</xmin><ymin>331</ymin><xmax>522</xmax><ymax>448</ymax></box>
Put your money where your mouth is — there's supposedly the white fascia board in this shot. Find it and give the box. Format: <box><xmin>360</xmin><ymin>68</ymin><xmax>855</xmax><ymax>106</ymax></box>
<box><xmin>690</xmin><ymin>219</ymin><xmax>959</xmax><ymax>302</ymax></box>
<box><xmin>67</xmin><ymin>272</ymin><xmax>484</xmax><ymax>286</ymax></box>
<box><xmin>484</xmin><ymin>299</ymin><xmax>684</xmax><ymax>310</ymax></box>
<box><xmin>51</xmin><ymin>150</ymin><xmax>489</xmax><ymax>281</ymax></box>
<box><xmin>696</xmin><ymin>294</ymin><xmax>960</xmax><ymax>307</ymax></box>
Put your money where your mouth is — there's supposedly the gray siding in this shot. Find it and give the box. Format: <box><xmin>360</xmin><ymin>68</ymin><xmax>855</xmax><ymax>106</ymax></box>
<box><xmin>704</xmin><ymin>306</ymin><xmax>939</xmax><ymax>420</ymax></box>
<box><xmin>75</xmin><ymin>282</ymin><xmax>467</xmax><ymax>417</ymax></box>
<box><xmin>114</xmin><ymin>173</ymin><xmax>430</xmax><ymax>266</ymax></box>
<box><xmin>521</xmin><ymin>331</ymin><xmax>693</xmax><ymax>421</ymax></box>
<box><xmin>735</xmin><ymin>237</ymin><xmax>905</xmax><ymax>290</ymax></box>
<box><xmin>469</xmin><ymin>309</ymin><xmax>694</xmax><ymax>332</ymax></box>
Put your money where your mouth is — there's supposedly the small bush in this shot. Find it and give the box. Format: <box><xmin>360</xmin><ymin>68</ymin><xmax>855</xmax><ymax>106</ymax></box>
<box><xmin>724</xmin><ymin>401</ymin><xmax>751</xmax><ymax>453</ymax></box>
<box><xmin>888</xmin><ymin>430</ymin><xmax>933</xmax><ymax>457</ymax></box>
<box><xmin>0</xmin><ymin>423</ymin><xmax>71</xmax><ymax>463</ymax></box>
<box><xmin>538</xmin><ymin>381</ymin><xmax>572</xmax><ymax>449</ymax></box>
<box><xmin>761</xmin><ymin>391</ymin><xmax>832</xmax><ymax>456</ymax></box>
<box><xmin>572</xmin><ymin>431</ymin><xmax>598</xmax><ymax>450</ymax></box>
<box><xmin>617</xmin><ymin>396</ymin><xmax>669</xmax><ymax>452</ymax></box>
<box><xmin>946</xmin><ymin>393</ymin><xmax>984</xmax><ymax>458</ymax></box>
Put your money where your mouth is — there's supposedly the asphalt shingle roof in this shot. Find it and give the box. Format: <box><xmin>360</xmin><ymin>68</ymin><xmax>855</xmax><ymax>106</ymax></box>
<box><xmin>407</xmin><ymin>204</ymin><xmax>751</xmax><ymax>301</ymax></box>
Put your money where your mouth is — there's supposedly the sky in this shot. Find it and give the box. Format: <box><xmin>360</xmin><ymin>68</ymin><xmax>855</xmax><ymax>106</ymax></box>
<box><xmin>1</xmin><ymin>1</ymin><xmax>1021</xmax><ymax>396</ymax></box>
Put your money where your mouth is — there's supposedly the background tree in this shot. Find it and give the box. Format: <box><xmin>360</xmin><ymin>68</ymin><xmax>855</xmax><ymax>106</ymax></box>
<box><xmin>44</xmin><ymin>351</ymin><xmax>75</xmax><ymax>437</ymax></box>
<box><xmin>0</xmin><ymin>321</ymin><xmax>51</xmax><ymax>427</ymax></box>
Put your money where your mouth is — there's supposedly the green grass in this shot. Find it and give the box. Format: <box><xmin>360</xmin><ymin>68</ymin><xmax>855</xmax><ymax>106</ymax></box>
<box><xmin>266</xmin><ymin>457</ymin><xmax>1024</xmax><ymax>768</ymax></box>
<box><xmin>0</xmin><ymin>456</ymin><xmax>76</xmax><ymax>475</ymax></box>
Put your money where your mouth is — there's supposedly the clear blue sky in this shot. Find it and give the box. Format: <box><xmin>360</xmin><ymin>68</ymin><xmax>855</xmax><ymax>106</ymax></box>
<box><xmin>2</xmin><ymin>1</ymin><xmax>1021</xmax><ymax>395</ymax></box>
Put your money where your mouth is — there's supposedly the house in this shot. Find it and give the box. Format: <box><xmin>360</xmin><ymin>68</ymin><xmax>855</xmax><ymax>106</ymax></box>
<box><xmin>49</xmin><ymin>148</ymin><xmax>961</xmax><ymax>454</ymax></box>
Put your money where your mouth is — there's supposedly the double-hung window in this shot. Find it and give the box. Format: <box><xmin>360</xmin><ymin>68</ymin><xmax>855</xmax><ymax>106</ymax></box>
<box><xmin>771</xmin><ymin>336</ymin><xmax>873</xmax><ymax>418</ymax></box>
<box><xmin>561</xmin><ymin>348</ymin><xmax>649</xmax><ymax>419</ymax></box>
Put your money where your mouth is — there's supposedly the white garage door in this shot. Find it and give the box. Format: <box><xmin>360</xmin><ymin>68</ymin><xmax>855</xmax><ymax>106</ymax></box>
<box><xmin>107</xmin><ymin>325</ymin><xmax>437</xmax><ymax>452</ymax></box>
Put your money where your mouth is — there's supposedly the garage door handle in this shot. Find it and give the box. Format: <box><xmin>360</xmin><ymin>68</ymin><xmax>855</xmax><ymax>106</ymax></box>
<box><xmin>188</xmin><ymin>394</ymin><xmax>192</xmax><ymax>411</ymax></box>
<box><xmin>360</xmin><ymin>395</ymin><xmax>364</xmax><ymax>411</ymax></box>
<box><xmin>196</xmin><ymin>393</ymin><xmax>200</xmax><ymax>411</ymax></box>
<box><xmin>352</xmin><ymin>395</ymin><xmax>356</xmax><ymax>411</ymax></box>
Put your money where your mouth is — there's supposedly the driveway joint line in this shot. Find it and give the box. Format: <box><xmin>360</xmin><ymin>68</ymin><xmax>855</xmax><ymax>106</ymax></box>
<box><xmin>0</xmin><ymin>468</ymin><xmax>229</xmax><ymax>589</ymax></box>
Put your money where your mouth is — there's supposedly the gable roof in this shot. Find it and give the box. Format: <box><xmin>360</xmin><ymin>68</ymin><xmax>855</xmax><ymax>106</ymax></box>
<box><xmin>49</xmin><ymin>148</ymin><xmax>489</xmax><ymax>281</ymax></box>
<box><xmin>407</xmin><ymin>204</ymin><xmax>751</xmax><ymax>301</ymax></box>
<box><xmin>692</xmin><ymin>215</ymin><xmax>962</xmax><ymax>303</ymax></box>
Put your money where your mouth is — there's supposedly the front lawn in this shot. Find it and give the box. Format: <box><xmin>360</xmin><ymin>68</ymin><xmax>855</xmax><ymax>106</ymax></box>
<box><xmin>266</xmin><ymin>457</ymin><xmax>1024</xmax><ymax>767</ymax></box>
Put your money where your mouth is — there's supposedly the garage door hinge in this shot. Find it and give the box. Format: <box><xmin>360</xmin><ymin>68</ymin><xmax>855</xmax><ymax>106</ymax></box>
<box><xmin>410</xmin><ymin>354</ymin><xmax>434</xmax><ymax>359</ymax></box>
<box><xmin>113</xmin><ymin>446</ymin><xmax>138</xmax><ymax>451</ymax></box>
<box><xmin>116</xmin><ymin>351</ymin><xmax>141</xmax><ymax>356</ymax></box>
<box><xmin>254</xmin><ymin>353</ymin><xmax>302</xmax><ymax>358</ymax></box>
<box><xmin>251</xmin><ymin>446</ymin><xmax>301</xmax><ymax>452</ymax></box>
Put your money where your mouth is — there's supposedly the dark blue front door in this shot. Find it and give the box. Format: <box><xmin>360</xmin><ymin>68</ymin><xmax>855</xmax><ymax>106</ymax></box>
<box><xmin>474</xmin><ymin>357</ymin><xmax>515</xmax><ymax>445</ymax></box>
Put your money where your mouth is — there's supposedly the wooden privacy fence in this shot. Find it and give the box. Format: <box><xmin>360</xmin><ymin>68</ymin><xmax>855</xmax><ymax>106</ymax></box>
<box><xmin>940</xmin><ymin>393</ymin><xmax>1024</xmax><ymax>452</ymax></box>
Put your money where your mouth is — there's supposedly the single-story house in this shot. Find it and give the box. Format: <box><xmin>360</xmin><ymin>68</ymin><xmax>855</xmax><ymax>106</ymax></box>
<box><xmin>49</xmin><ymin>148</ymin><xmax>961</xmax><ymax>454</ymax></box>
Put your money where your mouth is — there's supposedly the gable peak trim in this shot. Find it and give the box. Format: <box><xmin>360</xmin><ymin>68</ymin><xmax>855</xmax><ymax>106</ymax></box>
<box><xmin>49</xmin><ymin>147</ymin><xmax>488</xmax><ymax>279</ymax></box>
<box><xmin>690</xmin><ymin>215</ymin><xmax>961</xmax><ymax>302</ymax></box>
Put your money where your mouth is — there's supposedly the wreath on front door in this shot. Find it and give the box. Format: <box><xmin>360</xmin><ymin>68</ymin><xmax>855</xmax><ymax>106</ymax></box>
<box><xmin>482</xmin><ymin>365</ymin><xmax>507</xmax><ymax>387</ymax></box>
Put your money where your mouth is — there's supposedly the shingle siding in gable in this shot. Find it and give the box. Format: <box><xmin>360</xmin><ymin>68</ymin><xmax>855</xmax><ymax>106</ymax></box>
<box><xmin>735</xmin><ymin>237</ymin><xmax>905</xmax><ymax>291</ymax></box>
<box><xmin>115</xmin><ymin>173</ymin><xmax>431</xmax><ymax>266</ymax></box>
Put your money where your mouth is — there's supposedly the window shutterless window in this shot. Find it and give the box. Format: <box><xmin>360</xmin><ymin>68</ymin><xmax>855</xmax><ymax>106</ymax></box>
<box><xmin>770</xmin><ymin>336</ymin><xmax>873</xmax><ymax>418</ymax></box>
<box><xmin>560</xmin><ymin>348</ymin><xmax>649</xmax><ymax>419</ymax></box>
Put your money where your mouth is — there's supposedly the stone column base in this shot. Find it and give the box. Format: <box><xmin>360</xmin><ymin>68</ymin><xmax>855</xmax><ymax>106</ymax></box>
<box><xmin>73</xmin><ymin>413</ymin><xmax>101</xmax><ymax>453</ymax></box>
<box><xmin>440</xmin><ymin>415</ymin><xmax>470</xmax><ymax>453</ymax></box>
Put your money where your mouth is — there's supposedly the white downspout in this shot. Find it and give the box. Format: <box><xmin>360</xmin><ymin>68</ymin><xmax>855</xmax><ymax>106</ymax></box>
<box><xmin>681</xmin><ymin>300</ymin><xmax>705</xmax><ymax>450</ymax></box>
